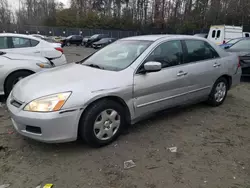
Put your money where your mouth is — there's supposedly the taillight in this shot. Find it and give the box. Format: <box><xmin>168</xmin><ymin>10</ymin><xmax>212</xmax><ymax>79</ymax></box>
<box><xmin>55</xmin><ymin>47</ymin><xmax>63</xmax><ymax>54</ymax></box>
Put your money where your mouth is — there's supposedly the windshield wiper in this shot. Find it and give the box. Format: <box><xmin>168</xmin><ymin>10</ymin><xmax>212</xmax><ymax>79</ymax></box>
<box><xmin>85</xmin><ymin>64</ymin><xmax>104</xmax><ymax>69</ymax></box>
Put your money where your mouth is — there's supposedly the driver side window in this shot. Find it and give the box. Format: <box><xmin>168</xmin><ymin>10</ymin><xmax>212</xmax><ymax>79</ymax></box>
<box><xmin>145</xmin><ymin>40</ymin><xmax>183</xmax><ymax>68</ymax></box>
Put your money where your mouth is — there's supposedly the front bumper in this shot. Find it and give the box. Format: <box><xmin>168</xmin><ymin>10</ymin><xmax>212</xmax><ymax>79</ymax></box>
<box><xmin>7</xmin><ymin>96</ymin><xmax>82</xmax><ymax>143</ymax></box>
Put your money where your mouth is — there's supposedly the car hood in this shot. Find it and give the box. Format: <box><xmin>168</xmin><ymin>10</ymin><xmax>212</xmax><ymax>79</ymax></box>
<box><xmin>2</xmin><ymin>53</ymin><xmax>48</xmax><ymax>63</ymax></box>
<box><xmin>12</xmin><ymin>63</ymin><xmax>129</xmax><ymax>103</ymax></box>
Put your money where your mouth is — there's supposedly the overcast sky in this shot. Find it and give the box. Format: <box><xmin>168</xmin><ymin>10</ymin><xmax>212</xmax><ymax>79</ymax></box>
<box><xmin>8</xmin><ymin>0</ymin><xmax>70</xmax><ymax>10</ymax></box>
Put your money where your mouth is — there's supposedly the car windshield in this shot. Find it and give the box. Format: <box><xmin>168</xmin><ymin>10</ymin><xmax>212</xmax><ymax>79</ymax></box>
<box><xmin>90</xmin><ymin>34</ymin><xmax>99</xmax><ymax>39</ymax></box>
<box><xmin>66</xmin><ymin>35</ymin><xmax>72</xmax><ymax>39</ymax></box>
<box><xmin>81</xmin><ymin>40</ymin><xmax>152</xmax><ymax>71</ymax></box>
<box><xmin>228</xmin><ymin>39</ymin><xmax>250</xmax><ymax>50</ymax></box>
<box><xmin>226</xmin><ymin>38</ymin><xmax>241</xmax><ymax>44</ymax></box>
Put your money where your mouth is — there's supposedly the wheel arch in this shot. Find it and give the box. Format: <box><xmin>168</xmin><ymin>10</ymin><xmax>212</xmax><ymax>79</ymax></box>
<box><xmin>4</xmin><ymin>69</ymin><xmax>35</xmax><ymax>94</ymax></box>
<box><xmin>218</xmin><ymin>74</ymin><xmax>232</xmax><ymax>89</ymax></box>
<box><xmin>78</xmin><ymin>95</ymin><xmax>132</xmax><ymax>134</ymax></box>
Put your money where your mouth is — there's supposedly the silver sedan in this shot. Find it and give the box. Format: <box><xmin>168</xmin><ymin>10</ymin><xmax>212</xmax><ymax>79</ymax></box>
<box><xmin>7</xmin><ymin>35</ymin><xmax>241</xmax><ymax>147</ymax></box>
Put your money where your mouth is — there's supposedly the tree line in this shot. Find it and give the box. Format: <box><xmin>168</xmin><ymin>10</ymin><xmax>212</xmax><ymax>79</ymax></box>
<box><xmin>1</xmin><ymin>0</ymin><xmax>250</xmax><ymax>34</ymax></box>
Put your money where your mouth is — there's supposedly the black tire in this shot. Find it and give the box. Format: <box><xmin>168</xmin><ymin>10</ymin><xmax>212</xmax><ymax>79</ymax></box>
<box><xmin>79</xmin><ymin>100</ymin><xmax>126</xmax><ymax>147</ymax></box>
<box><xmin>207</xmin><ymin>77</ymin><xmax>228</xmax><ymax>107</ymax></box>
<box><xmin>5</xmin><ymin>71</ymin><xmax>33</xmax><ymax>96</ymax></box>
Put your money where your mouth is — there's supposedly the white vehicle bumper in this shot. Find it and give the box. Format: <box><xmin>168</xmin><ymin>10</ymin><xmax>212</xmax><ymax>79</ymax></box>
<box><xmin>52</xmin><ymin>54</ymin><xmax>67</xmax><ymax>66</ymax></box>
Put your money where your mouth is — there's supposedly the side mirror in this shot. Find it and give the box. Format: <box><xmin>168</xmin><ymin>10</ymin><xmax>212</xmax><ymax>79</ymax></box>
<box><xmin>143</xmin><ymin>61</ymin><xmax>162</xmax><ymax>73</ymax></box>
<box><xmin>224</xmin><ymin>46</ymin><xmax>230</xmax><ymax>49</ymax></box>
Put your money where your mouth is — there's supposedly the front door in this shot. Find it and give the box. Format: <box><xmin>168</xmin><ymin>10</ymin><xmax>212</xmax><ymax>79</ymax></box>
<box><xmin>133</xmin><ymin>40</ymin><xmax>192</xmax><ymax>118</ymax></box>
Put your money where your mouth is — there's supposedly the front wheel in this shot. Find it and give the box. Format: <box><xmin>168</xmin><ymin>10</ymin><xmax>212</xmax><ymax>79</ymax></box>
<box><xmin>79</xmin><ymin>100</ymin><xmax>126</xmax><ymax>147</ymax></box>
<box><xmin>207</xmin><ymin>77</ymin><xmax>228</xmax><ymax>106</ymax></box>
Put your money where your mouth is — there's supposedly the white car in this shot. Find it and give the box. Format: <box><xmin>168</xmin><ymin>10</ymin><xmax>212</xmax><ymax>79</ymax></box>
<box><xmin>0</xmin><ymin>33</ymin><xmax>67</xmax><ymax>66</ymax></box>
<box><xmin>0</xmin><ymin>51</ymin><xmax>54</xmax><ymax>96</ymax></box>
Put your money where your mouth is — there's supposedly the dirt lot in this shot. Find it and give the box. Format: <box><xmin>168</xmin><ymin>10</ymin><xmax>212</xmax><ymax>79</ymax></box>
<box><xmin>1</xmin><ymin>47</ymin><xmax>250</xmax><ymax>188</ymax></box>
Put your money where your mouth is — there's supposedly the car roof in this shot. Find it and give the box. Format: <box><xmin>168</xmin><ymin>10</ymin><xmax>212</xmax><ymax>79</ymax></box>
<box><xmin>121</xmin><ymin>34</ymin><xmax>204</xmax><ymax>41</ymax></box>
<box><xmin>0</xmin><ymin>33</ymin><xmax>42</xmax><ymax>41</ymax></box>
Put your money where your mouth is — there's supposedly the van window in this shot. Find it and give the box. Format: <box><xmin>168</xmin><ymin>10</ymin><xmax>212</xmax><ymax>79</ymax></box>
<box><xmin>184</xmin><ymin>40</ymin><xmax>219</xmax><ymax>63</ymax></box>
<box><xmin>216</xmin><ymin>30</ymin><xmax>221</xmax><ymax>38</ymax></box>
<box><xmin>212</xmin><ymin>30</ymin><xmax>216</xmax><ymax>38</ymax></box>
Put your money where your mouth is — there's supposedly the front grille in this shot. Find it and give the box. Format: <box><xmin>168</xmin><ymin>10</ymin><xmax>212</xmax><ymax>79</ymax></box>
<box><xmin>10</xmin><ymin>99</ymin><xmax>23</xmax><ymax>108</ymax></box>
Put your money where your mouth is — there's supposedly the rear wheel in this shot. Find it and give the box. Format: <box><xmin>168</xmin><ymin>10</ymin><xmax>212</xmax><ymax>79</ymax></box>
<box><xmin>79</xmin><ymin>100</ymin><xmax>126</xmax><ymax>147</ymax></box>
<box><xmin>5</xmin><ymin>71</ymin><xmax>33</xmax><ymax>96</ymax></box>
<box><xmin>207</xmin><ymin>77</ymin><xmax>228</xmax><ymax>106</ymax></box>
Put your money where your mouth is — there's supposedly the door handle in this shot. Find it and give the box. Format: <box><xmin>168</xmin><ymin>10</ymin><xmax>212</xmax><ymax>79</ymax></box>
<box><xmin>213</xmin><ymin>63</ymin><xmax>221</xmax><ymax>67</ymax></box>
<box><xmin>177</xmin><ymin>71</ymin><xmax>188</xmax><ymax>77</ymax></box>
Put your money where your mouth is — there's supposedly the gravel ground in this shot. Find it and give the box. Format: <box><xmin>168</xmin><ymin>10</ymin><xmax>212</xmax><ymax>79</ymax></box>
<box><xmin>1</xmin><ymin>47</ymin><xmax>250</xmax><ymax>188</ymax></box>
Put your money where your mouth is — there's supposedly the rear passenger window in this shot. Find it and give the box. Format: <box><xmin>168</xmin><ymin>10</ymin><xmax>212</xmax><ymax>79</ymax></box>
<box><xmin>212</xmin><ymin>30</ymin><xmax>216</xmax><ymax>38</ymax></box>
<box><xmin>145</xmin><ymin>40</ymin><xmax>183</xmax><ymax>68</ymax></box>
<box><xmin>216</xmin><ymin>30</ymin><xmax>221</xmax><ymax>38</ymax></box>
<box><xmin>11</xmin><ymin>37</ymin><xmax>31</xmax><ymax>48</ymax></box>
<box><xmin>184</xmin><ymin>40</ymin><xmax>219</xmax><ymax>63</ymax></box>
<box><xmin>0</xmin><ymin>37</ymin><xmax>8</xmax><ymax>49</ymax></box>
<box><xmin>31</xmin><ymin>39</ymin><xmax>39</xmax><ymax>47</ymax></box>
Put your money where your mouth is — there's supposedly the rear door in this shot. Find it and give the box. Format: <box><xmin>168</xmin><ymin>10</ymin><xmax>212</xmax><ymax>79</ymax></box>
<box><xmin>181</xmin><ymin>39</ymin><xmax>222</xmax><ymax>100</ymax></box>
<box><xmin>2</xmin><ymin>37</ymin><xmax>42</xmax><ymax>56</ymax></box>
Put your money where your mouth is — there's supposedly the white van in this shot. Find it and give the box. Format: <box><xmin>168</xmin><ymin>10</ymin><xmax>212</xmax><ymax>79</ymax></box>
<box><xmin>207</xmin><ymin>25</ymin><xmax>243</xmax><ymax>45</ymax></box>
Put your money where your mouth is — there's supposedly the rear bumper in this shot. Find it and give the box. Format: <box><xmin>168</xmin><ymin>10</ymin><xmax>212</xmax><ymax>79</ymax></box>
<box><xmin>52</xmin><ymin>55</ymin><xmax>67</xmax><ymax>66</ymax></box>
<box><xmin>231</xmin><ymin>69</ymin><xmax>242</xmax><ymax>88</ymax></box>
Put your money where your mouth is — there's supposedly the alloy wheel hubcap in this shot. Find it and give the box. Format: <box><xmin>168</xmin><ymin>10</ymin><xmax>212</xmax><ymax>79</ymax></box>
<box><xmin>214</xmin><ymin>82</ymin><xmax>226</xmax><ymax>102</ymax></box>
<box><xmin>93</xmin><ymin>109</ymin><xmax>121</xmax><ymax>140</ymax></box>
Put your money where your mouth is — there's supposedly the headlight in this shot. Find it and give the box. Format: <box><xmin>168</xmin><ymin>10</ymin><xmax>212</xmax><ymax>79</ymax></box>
<box><xmin>24</xmin><ymin>92</ymin><xmax>71</xmax><ymax>112</ymax></box>
<box><xmin>36</xmin><ymin>62</ymin><xmax>52</xmax><ymax>68</ymax></box>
